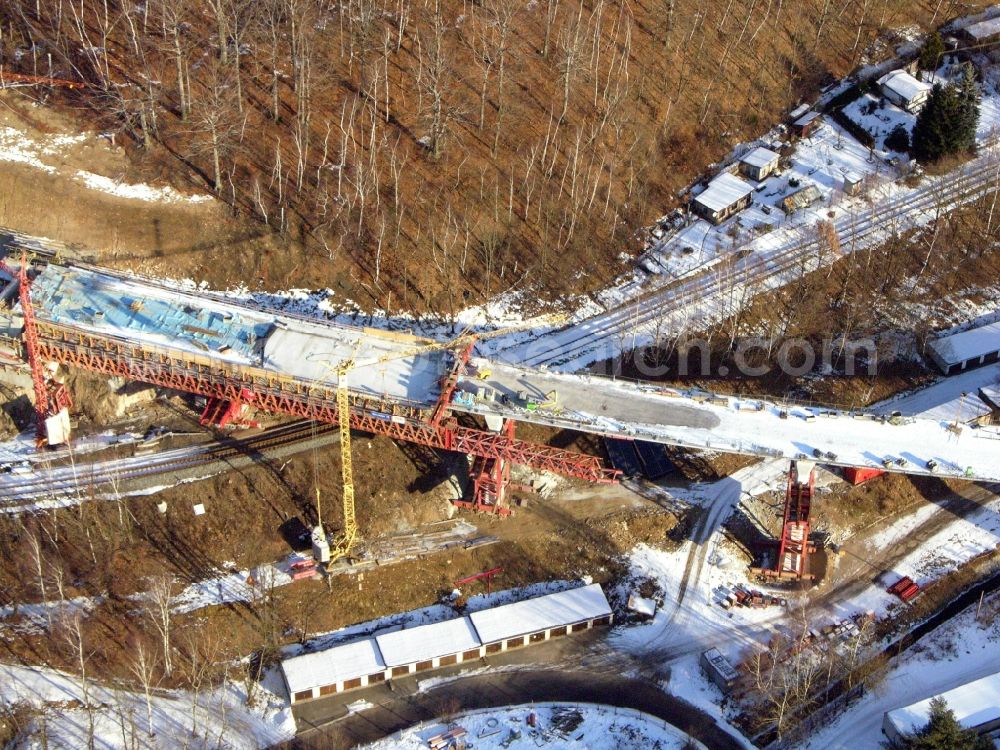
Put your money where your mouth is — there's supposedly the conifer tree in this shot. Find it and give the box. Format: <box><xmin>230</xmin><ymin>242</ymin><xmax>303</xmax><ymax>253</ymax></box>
<box><xmin>896</xmin><ymin>697</ymin><xmax>993</xmax><ymax>750</ymax></box>
<box><xmin>918</xmin><ymin>32</ymin><xmax>945</xmax><ymax>72</ymax></box>
<box><xmin>912</xmin><ymin>71</ymin><xmax>980</xmax><ymax>162</ymax></box>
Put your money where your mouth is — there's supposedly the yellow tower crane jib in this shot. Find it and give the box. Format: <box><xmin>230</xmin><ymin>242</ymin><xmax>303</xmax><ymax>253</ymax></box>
<box><xmin>329</xmin><ymin>362</ymin><xmax>358</xmax><ymax>563</ymax></box>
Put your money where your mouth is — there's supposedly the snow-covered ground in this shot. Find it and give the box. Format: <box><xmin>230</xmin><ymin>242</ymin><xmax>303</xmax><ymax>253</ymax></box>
<box><xmin>0</xmin><ymin>662</ymin><xmax>295</xmax><ymax>749</ymax></box>
<box><xmin>460</xmin><ymin>359</ymin><xmax>1000</xmax><ymax>482</ymax></box>
<box><xmin>0</xmin><ymin>596</ymin><xmax>103</xmax><ymax>636</ymax></box>
<box><xmin>821</xmin><ymin>486</ymin><xmax>1000</xmax><ymax>621</ymax></box>
<box><xmin>610</xmin><ymin>460</ymin><xmax>791</xmax><ymax>668</ymax></box>
<box><xmin>74</xmin><ymin>170</ymin><xmax>213</xmax><ymax>203</ymax></box>
<box><xmin>842</xmin><ymin>94</ymin><xmax>915</xmax><ymax>153</ymax></box>
<box><xmin>0</xmin><ymin>127</ymin><xmax>211</xmax><ymax>203</ymax></box>
<box><xmin>796</xmin><ymin>593</ymin><xmax>1000</xmax><ymax>749</ymax></box>
<box><xmin>359</xmin><ymin>702</ymin><xmax>702</xmax><ymax>750</ymax></box>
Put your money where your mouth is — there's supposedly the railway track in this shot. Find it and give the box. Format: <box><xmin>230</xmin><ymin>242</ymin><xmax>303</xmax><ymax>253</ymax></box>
<box><xmin>505</xmin><ymin>145</ymin><xmax>1000</xmax><ymax>369</ymax></box>
<box><xmin>0</xmin><ymin>419</ymin><xmax>337</xmax><ymax>507</ymax></box>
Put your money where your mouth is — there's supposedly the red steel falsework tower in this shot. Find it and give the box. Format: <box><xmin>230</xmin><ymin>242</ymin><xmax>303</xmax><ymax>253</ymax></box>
<box><xmin>0</xmin><ymin>254</ymin><xmax>72</xmax><ymax>445</ymax></box>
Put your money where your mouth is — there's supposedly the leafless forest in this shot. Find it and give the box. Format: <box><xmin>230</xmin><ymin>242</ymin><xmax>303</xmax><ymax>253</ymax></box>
<box><xmin>0</xmin><ymin>0</ymin><xmax>980</xmax><ymax>311</ymax></box>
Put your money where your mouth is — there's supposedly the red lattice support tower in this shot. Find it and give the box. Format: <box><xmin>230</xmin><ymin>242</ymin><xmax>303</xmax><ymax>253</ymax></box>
<box><xmin>457</xmin><ymin>420</ymin><xmax>516</xmax><ymax>515</ymax></box>
<box><xmin>774</xmin><ymin>461</ymin><xmax>815</xmax><ymax>580</ymax></box>
<box><xmin>0</xmin><ymin>254</ymin><xmax>52</xmax><ymax>444</ymax></box>
<box><xmin>33</xmin><ymin>325</ymin><xmax>620</xmax><ymax>484</ymax></box>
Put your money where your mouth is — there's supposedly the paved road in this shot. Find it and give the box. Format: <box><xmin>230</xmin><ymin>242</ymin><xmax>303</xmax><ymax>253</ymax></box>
<box><xmin>292</xmin><ymin>660</ymin><xmax>746</xmax><ymax>750</ymax></box>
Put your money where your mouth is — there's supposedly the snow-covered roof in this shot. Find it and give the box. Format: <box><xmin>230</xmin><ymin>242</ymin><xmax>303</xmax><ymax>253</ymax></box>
<box><xmin>928</xmin><ymin>319</ymin><xmax>1000</xmax><ymax>367</ymax></box>
<box><xmin>788</xmin><ymin>103</ymin><xmax>810</xmax><ymax>120</ymax></box>
<box><xmin>692</xmin><ymin>173</ymin><xmax>754</xmax><ymax>213</ymax></box>
<box><xmin>781</xmin><ymin>184</ymin><xmax>822</xmax><ymax>213</ymax></box>
<box><xmin>469</xmin><ymin>583</ymin><xmax>611</xmax><ymax>643</ymax></box>
<box><xmin>914</xmin><ymin>392</ymin><xmax>992</xmax><ymax>423</ymax></box>
<box><xmin>885</xmin><ymin>670</ymin><xmax>1000</xmax><ymax>736</ymax></box>
<box><xmin>374</xmin><ymin>617</ymin><xmax>480</xmax><ymax>666</ymax></box>
<box><xmin>281</xmin><ymin>638</ymin><xmax>385</xmax><ymax>694</ymax></box>
<box><xmin>978</xmin><ymin>384</ymin><xmax>1000</xmax><ymax>409</ymax></box>
<box><xmin>626</xmin><ymin>594</ymin><xmax>656</xmax><ymax>617</ymax></box>
<box><xmin>740</xmin><ymin>147</ymin><xmax>780</xmax><ymax>170</ymax></box>
<box><xmin>964</xmin><ymin>17</ymin><xmax>1000</xmax><ymax>41</ymax></box>
<box><xmin>877</xmin><ymin>70</ymin><xmax>932</xmax><ymax>103</ymax></box>
<box><xmin>702</xmin><ymin>648</ymin><xmax>739</xmax><ymax>682</ymax></box>
<box><xmin>794</xmin><ymin>111</ymin><xmax>822</xmax><ymax>127</ymax></box>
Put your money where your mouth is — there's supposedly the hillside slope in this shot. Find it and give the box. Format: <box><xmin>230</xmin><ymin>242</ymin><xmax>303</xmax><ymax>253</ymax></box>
<box><xmin>1</xmin><ymin>0</ymin><xmax>983</xmax><ymax>312</ymax></box>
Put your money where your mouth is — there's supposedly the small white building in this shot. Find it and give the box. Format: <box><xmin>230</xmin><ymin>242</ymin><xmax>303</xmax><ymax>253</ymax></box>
<box><xmin>700</xmin><ymin>648</ymin><xmax>740</xmax><ymax>694</ymax></box>
<box><xmin>927</xmin><ymin>319</ymin><xmax>1000</xmax><ymax>374</ymax></box>
<box><xmin>281</xmin><ymin>638</ymin><xmax>386</xmax><ymax>703</ymax></box>
<box><xmin>877</xmin><ymin>70</ymin><xmax>933</xmax><ymax>113</ymax></box>
<box><xmin>374</xmin><ymin>616</ymin><xmax>482</xmax><ymax>678</ymax></box>
<box><xmin>691</xmin><ymin>173</ymin><xmax>754</xmax><ymax>225</ymax></box>
<box><xmin>882</xmin><ymin>670</ymin><xmax>1000</xmax><ymax>746</ymax></box>
<box><xmin>468</xmin><ymin>583</ymin><xmax>612</xmax><ymax>652</ymax></box>
<box><xmin>957</xmin><ymin>17</ymin><xmax>1000</xmax><ymax>46</ymax></box>
<box><xmin>739</xmin><ymin>147</ymin><xmax>781</xmax><ymax>181</ymax></box>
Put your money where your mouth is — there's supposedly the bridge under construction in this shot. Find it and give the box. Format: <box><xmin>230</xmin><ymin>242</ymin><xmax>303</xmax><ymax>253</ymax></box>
<box><xmin>1</xmin><ymin>248</ymin><xmax>998</xmax><ymax>525</ymax></box>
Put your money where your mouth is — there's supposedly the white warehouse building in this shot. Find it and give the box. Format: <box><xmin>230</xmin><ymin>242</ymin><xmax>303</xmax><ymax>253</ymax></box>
<box><xmin>280</xmin><ymin>583</ymin><xmax>613</xmax><ymax>704</ymax></box>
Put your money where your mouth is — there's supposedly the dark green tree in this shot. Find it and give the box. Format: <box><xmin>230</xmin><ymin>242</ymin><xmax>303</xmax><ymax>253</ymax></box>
<box><xmin>895</xmin><ymin>697</ymin><xmax>993</xmax><ymax>750</ymax></box>
<box><xmin>955</xmin><ymin>63</ymin><xmax>981</xmax><ymax>151</ymax></box>
<box><xmin>885</xmin><ymin>123</ymin><xmax>910</xmax><ymax>153</ymax></box>
<box><xmin>911</xmin><ymin>73</ymin><xmax>980</xmax><ymax>163</ymax></box>
<box><xmin>918</xmin><ymin>32</ymin><xmax>946</xmax><ymax>72</ymax></box>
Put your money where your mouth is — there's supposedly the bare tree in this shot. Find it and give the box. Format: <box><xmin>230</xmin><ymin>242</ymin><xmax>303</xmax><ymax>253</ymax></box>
<box><xmin>61</xmin><ymin>613</ymin><xmax>96</xmax><ymax>750</ymax></box>
<box><xmin>417</xmin><ymin>0</ymin><xmax>454</xmax><ymax>159</ymax></box>
<box><xmin>145</xmin><ymin>574</ymin><xmax>175</xmax><ymax>677</ymax></box>
<box><xmin>128</xmin><ymin>639</ymin><xmax>159</xmax><ymax>738</ymax></box>
<box><xmin>190</xmin><ymin>63</ymin><xmax>243</xmax><ymax>192</ymax></box>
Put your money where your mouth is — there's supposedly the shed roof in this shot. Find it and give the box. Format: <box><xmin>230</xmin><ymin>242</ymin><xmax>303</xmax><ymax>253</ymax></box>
<box><xmin>928</xmin><ymin>319</ymin><xmax>1000</xmax><ymax>367</ymax></box>
<box><xmin>281</xmin><ymin>638</ymin><xmax>385</xmax><ymax>694</ymax></box>
<box><xmin>374</xmin><ymin>617</ymin><xmax>480</xmax><ymax>667</ymax></box>
<box><xmin>692</xmin><ymin>173</ymin><xmax>754</xmax><ymax>213</ymax></box>
<box><xmin>978</xmin><ymin>384</ymin><xmax>1000</xmax><ymax>409</ymax></box>
<box><xmin>740</xmin><ymin>147</ymin><xmax>780</xmax><ymax>170</ymax></box>
<box><xmin>877</xmin><ymin>70</ymin><xmax>932</xmax><ymax>103</ymax></box>
<box><xmin>964</xmin><ymin>17</ymin><xmax>1000</xmax><ymax>41</ymax></box>
<box><xmin>781</xmin><ymin>185</ymin><xmax>822</xmax><ymax>213</ymax></box>
<box><xmin>788</xmin><ymin>103</ymin><xmax>811</xmax><ymax>120</ymax></box>
<box><xmin>702</xmin><ymin>648</ymin><xmax>739</xmax><ymax>682</ymax></box>
<box><xmin>885</xmin><ymin>670</ymin><xmax>1000</xmax><ymax>737</ymax></box>
<box><xmin>794</xmin><ymin>111</ymin><xmax>822</xmax><ymax>127</ymax></box>
<box><xmin>915</xmin><ymin>392</ymin><xmax>992</xmax><ymax>423</ymax></box>
<box><xmin>469</xmin><ymin>583</ymin><xmax>611</xmax><ymax>644</ymax></box>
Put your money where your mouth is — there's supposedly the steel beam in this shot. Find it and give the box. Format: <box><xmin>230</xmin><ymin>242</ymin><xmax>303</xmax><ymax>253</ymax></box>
<box><xmin>34</xmin><ymin>327</ymin><xmax>619</xmax><ymax>484</ymax></box>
